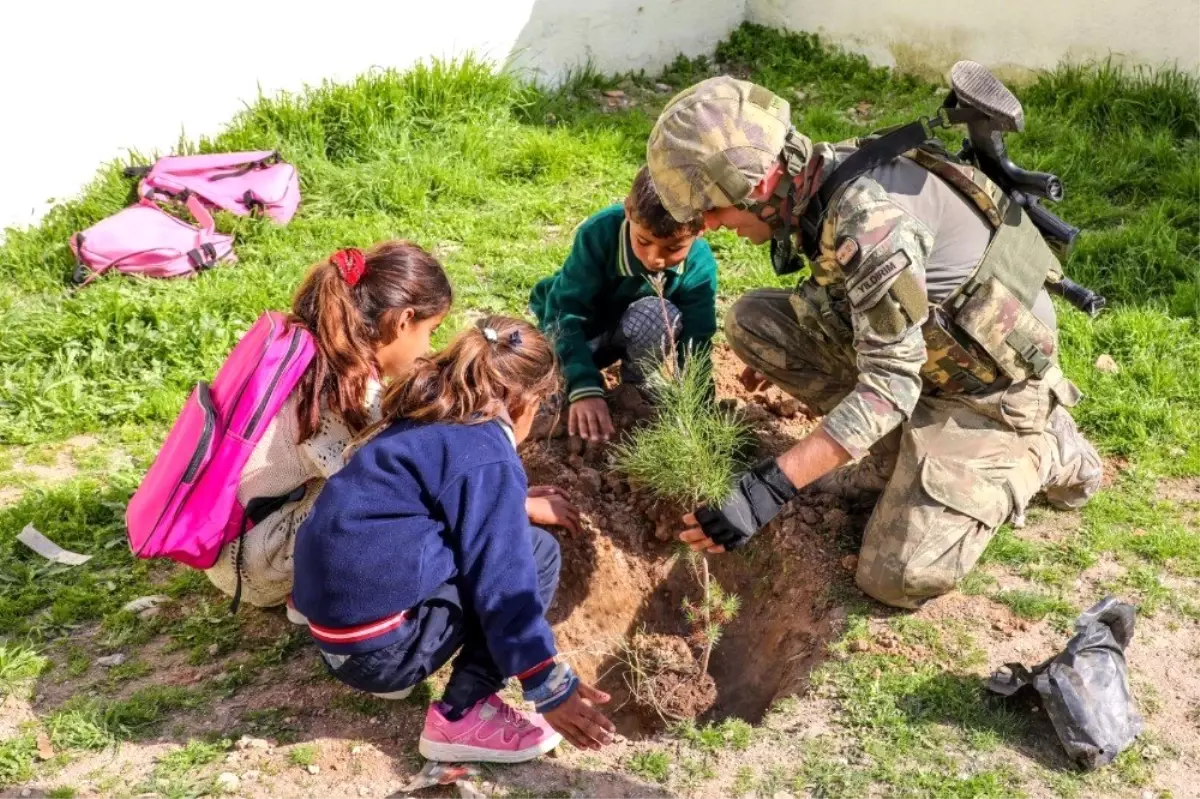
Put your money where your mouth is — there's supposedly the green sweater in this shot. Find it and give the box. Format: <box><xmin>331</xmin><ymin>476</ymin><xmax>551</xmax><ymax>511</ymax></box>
<box><xmin>530</xmin><ymin>204</ymin><xmax>719</xmax><ymax>402</ymax></box>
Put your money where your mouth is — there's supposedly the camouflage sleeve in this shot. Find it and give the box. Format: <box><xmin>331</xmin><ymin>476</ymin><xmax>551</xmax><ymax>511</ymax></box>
<box><xmin>819</xmin><ymin>178</ymin><xmax>934</xmax><ymax>459</ymax></box>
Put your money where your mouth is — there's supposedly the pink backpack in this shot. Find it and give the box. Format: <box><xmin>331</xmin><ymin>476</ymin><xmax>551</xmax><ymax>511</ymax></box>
<box><xmin>131</xmin><ymin>151</ymin><xmax>300</xmax><ymax>224</ymax></box>
<box><xmin>69</xmin><ymin>195</ymin><xmax>235</xmax><ymax>285</ymax></box>
<box><xmin>126</xmin><ymin>312</ymin><xmax>316</xmax><ymax>587</ymax></box>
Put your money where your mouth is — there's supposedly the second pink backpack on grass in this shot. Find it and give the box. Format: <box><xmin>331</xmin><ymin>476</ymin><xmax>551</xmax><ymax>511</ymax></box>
<box><xmin>69</xmin><ymin>195</ymin><xmax>235</xmax><ymax>285</ymax></box>
<box><xmin>126</xmin><ymin>312</ymin><xmax>316</xmax><ymax>575</ymax></box>
<box><xmin>131</xmin><ymin>150</ymin><xmax>300</xmax><ymax>224</ymax></box>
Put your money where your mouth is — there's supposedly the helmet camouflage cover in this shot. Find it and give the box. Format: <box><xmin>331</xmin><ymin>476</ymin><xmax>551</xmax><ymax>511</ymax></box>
<box><xmin>647</xmin><ymin>76</ymin><xmax>796</xmax><ymax>223</ymax></box>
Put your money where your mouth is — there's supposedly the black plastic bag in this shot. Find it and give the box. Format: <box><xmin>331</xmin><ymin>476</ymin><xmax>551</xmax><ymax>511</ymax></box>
<box><xmin>987</xmin><ymin>596</ymin><xmax>1143</xmax><ymax>769</ymax></box>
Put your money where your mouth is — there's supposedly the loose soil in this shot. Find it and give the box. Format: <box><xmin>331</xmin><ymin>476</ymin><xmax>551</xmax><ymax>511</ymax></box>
<box><xmin>523</xmin><ymin>346</ymin><xmax>850</xmax><ymax>732</ymax></box>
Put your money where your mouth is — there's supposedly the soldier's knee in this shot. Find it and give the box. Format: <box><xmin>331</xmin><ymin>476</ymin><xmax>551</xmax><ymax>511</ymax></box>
<box><xmin>854</xmin><ymin>560</ymin><xmax>930</xmax><ymax>610</ymax></box>
<box><xmin>724</xmin><ymin>294</ymin><xmax>755</xmax><ymax>356</ymax></box>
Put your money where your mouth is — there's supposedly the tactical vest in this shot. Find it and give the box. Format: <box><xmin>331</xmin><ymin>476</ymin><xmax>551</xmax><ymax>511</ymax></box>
<box><xmin>807</xmin><ymin>141</ymin><xmax>1068</xmax><ymax>397</ymax></box>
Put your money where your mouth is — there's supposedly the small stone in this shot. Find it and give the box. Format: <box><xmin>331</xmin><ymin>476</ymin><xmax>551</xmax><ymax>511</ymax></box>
<box><xmin>577</xmin><ymin>467</ymin><xmax>603</xmax><ymax>494</ymax></box>
<box><xmin>307</xmin><ymin>764</ymin><xmax>321</xmax><ymax>775</ymax></box>
<box><xmin>368</xmin><ymin>717</ymin><xmax>379</xmax><ymax>725</ymax></box>
<box><xmin>793</xmin><ymin>89</ymin><xmax>808</xmax><ymax>101</ymax></box>
<box><xmin>840</xmin><ymin>554</ymin><xmax>859</xmax><ymax>572</ymax></box>
<box><xmin>237</xmin><ymin>735</ymin><xmax>270</xmax><ymax>751</ymax></box>
<box><xmin>207</xmin><ymin>643</ymin><xmax>220</xmax><ymax>656</ymax></box>
<box><xmin>122</xmin><ymin>595</ymin><xmax>169</xmax><ymax>615</ymax></box>
<box><xmin>602</xmin><ymin>89</ymin><xmax>625</xmax><ymax>98</ymax></box>
<box><xmin>850</xmin><ymin>639</ymin><xmax>870</xmax><ymax>653</ymax></box>
<box><xmin>21</xmin><ymin>789</ymin><xmax>32</xmax><ymax>798</ymax></box>
<box><xmin>654</xmin><ymin>82</ymin><xmax>672</xmax><ymax>92</ymax></box>
<box><xmin>215</xmin><ymin>772</ymin><xmax>240</xmax><ymax>794</ymax></box>
<box><xmin>350</xmin><ymin>745</ymin><xmax>364</xmax><ymax>756</ymax></box>
<box><xmin>799</xmin><ymin>506</ymin><xmax>821</xmax><ymax>526</ymax></box>
<box><xmin>96</xmin><ymin>653</ymin><xmax>127</xmax><ymax>668</ymax></box>
<box><xmin>1095</xmin><ymin>353</ymin><xmax>1120</xmax><ymax>374</ymax></box>
<box><xmin>1141</xmin><ymin>792</ymin><xmax>1154</xmax><ymax>799</ymax></box>
<box><xmin>359</xmin><ymin>788</ymin><xmax>370</xmax><ymax>797</ymax></box>
<box><xmin>778</xmin><ymin>398</ymin><xmax>801</xmax><ymax>418</ymax></box>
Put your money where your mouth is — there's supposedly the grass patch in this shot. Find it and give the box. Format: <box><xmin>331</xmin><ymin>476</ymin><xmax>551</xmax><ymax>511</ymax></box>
<box><xmin>0</xmin><ymin>643</ymin><xmax>48</xmax><ymax>697</ymax></box>
<box><xmin>0</xmin><ymin>735</ymin><xmax>36</xmax><ymax>787</ymax></box>
<box><xmin>143</xmin><ymin>738</ymin><xmax>228</xmax><ymax>799</ymax></box>
<box><xmin>287</xmin><ymin>743</ymin><xmax>317</xmax><ymax>767</ymax></box>
<box><xmin>627</xmin><ymin>749</ymin><xmax>671</xmax><ymax>784</ymax></box>
<box><xmin>992</xmin><ymin>590</ymin><xmax>1076</xmax><ymax>623</ymax></box>
<box><xmin>672</xmin><ymin>718</ymin><xmax>754</xmax><ymax>753</ymax></box>
<box><xmin>47</xmin><ymin>684</ymin><xmax>206</xmax><ymax>748</ymax></box>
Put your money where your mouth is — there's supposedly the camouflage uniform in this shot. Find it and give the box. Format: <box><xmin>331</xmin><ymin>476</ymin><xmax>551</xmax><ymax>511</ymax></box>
<box><xmin>648</xmin><ymin>77</ymin><xmax>1101</xmax><ymax>609</ymax></box>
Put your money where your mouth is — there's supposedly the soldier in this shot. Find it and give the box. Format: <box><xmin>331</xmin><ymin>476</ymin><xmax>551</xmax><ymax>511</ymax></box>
<box><xmin>647</xmin><ymin>74</ymin><xmax>1102</xmax><ymax>609</ymax></box>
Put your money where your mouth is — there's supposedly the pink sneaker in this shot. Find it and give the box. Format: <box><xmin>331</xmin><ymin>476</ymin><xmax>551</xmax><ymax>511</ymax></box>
<box><xmin>418</xmin><ymin>695</ymin><xmax>563</xmax><ymax>763</ymax></box>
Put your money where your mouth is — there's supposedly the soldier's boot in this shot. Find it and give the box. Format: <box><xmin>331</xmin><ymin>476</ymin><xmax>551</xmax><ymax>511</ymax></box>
<box><xmin>804</xmin><ymin>446</ymin><xmax>899</xmax><ymax>503</ymax></box>
<box><xmin>1036</xmin><ymin>405</ymin><xmax>1103</xmax><ymax>510</ymax></box>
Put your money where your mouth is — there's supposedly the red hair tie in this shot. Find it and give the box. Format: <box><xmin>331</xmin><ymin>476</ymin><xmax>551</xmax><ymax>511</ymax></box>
<box><xmin>331</xmin><ymin>248</ymin><xmax>366</xmax><ymax>287</ymax></box>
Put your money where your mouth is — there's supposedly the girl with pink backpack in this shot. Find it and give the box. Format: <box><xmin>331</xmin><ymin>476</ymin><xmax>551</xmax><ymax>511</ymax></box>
<box><xmin>201</xmin><ymin>241</ymin><xmax>454</xmax><ymax>611</ymax></box>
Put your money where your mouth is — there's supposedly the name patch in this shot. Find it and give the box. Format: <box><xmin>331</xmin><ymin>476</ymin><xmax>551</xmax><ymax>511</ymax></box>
<box><xmin>847</xmin><ymin>251</ymin><xmax>911</xmax><ymax>308</ymax></box>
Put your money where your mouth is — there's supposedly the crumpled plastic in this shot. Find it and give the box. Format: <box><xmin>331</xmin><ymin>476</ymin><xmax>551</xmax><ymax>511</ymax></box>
<box><xmin>988</xmin><ymin>596</ymin><xmax>1143</xmax><ymax>770</ymax></box>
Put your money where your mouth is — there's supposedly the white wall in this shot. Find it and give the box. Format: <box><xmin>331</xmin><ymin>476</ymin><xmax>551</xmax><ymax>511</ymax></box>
<box><xmin>0</xmin><ymin>0</ymin><xmax>744</xmax><ymax>233</ymax></box>
<box><xmin>747</xmin><ymin>0</ymin><xmax>1200</xmax><ymax>79</ymax></box>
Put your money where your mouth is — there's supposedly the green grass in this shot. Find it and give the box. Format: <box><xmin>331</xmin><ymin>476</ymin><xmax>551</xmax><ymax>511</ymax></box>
<box><xmin>0</xmin><ymin>643</ymin><xmax>48</xmax><ymax>697</ymax></box>
<box><xmin>0</xmin><ymin>20</ymin><xmax>1197</xmax><ymax>799</ymax></box>
<box><xmin>143</xmin><ymin>738</ymin><xmax>228</xmax><ymax>799</ymax></box>
<box><xmin>287</xmin><ymin>743</ymin><xmax>316</xmax><ymax>767</ymax></box>
<box><xmin>627</xmin><ymin>749</ymin><xmax>671</xmax><ymax>783</ymax></box>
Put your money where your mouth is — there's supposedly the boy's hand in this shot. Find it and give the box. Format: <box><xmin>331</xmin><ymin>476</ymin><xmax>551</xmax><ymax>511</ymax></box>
<box><xmin>541</xmin><ymin>682</ymin><xmax>614</xmax><ymax>750</ymax></box>
<box><xmin>569</xmin><ymin>397</ymin><xmax>614</xmax><ymax>442</ymax></box>
<box><xmin>679</xmin><ymin>511</ymin><xmax>727</xmax><ymax>554</ymax></box>
<box><xmin>739</xmin><ymin>365</ymin><xmax>771</xmax><ymax>393</ymax></box>
<box><xmin>526</xmin><ymin>486</ymin><xmax>581</xmax><ymax>536</ymax></box>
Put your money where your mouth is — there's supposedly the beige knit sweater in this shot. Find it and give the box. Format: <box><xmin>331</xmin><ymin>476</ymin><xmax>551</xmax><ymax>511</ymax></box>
<box><xmin>205</xmin><ymin>382</ymin><xmax>381</xmax><ymax>607</ymax></box>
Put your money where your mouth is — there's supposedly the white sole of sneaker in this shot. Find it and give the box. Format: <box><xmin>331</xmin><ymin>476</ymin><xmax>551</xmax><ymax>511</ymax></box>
<box><xmin>417</xmin><ymin>732</ymin><xmax>563</xmax><ymax>764</ymax></box>
<box><xmin>371</xmin><ymin>687</ymin><xmax>414</xmax><ymax>700</ymax></box>
<box><xmin>285</xmin><ymin>605</ymin><xmax>308</xmax><ymax>626</ymax></box>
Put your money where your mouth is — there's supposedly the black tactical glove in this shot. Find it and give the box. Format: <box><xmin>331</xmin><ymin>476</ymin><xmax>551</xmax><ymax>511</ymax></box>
<box><xmin>694</xmin><ymin>458</ymin><xmax>798</xmax><ymax>551</ymax></box>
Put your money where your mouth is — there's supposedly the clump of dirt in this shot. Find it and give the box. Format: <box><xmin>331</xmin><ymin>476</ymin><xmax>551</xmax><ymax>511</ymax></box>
<box><xmin>623</xmin><ymin>632</ymin><xmax>717</xmax><ymax>723</ymax></box>
<box><xmin>521</xmin><ymin>346</ymin><xmax>851</xmax><ymax>733</ymax></box>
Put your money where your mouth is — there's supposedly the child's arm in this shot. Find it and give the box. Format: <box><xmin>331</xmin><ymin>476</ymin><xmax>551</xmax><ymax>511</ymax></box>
<box><xmin>438</xmin><ymin>461</ymin><xmax>575</xmax><ymax>707</ymax></box>
<box><xmin>537</xmin><ymin>227</ymin><xmax>609</xmax><ymax>404</ymax></box>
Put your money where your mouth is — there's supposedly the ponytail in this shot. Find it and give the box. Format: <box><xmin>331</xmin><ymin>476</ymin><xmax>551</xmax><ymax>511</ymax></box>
<box><xmin>378</xmin><ymin>315</ymin><xmax>558</xmax><ymax>430</ymax></box>
<box><xmin>291</xmin><ymin>241</ymin><xmax>452</xmax><ymax>442</ymax></box>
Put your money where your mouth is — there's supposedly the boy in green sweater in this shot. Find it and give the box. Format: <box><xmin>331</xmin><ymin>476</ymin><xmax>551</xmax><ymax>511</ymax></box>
<box><xmin>531</xmin><ymin>166</ymin><xmax>719</xmax><ymax>443</ymax></box>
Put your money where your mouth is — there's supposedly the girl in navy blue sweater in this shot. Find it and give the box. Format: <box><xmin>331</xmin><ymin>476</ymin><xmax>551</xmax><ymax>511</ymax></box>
<box><xmin>293</xmin><ymin>316</ymin><xmax>614</xmax><ymax>763</ymax></box>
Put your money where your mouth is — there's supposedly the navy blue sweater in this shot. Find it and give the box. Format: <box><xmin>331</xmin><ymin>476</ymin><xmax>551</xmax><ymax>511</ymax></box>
<box><xmin>292</xmin><ymin>419</ymin><xmax>557</xmax><ymax>682</ymax></box>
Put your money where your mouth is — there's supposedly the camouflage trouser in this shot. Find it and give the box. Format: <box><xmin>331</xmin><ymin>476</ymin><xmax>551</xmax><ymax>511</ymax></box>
<box><xmin>727</xmin><ymin>288</ymin><xmax>1060</xmax><ymax>609</ymax></box>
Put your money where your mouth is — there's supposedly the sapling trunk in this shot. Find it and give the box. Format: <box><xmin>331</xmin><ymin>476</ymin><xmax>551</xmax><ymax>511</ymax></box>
<box><xmin>698</xmin><ymin>556</ymin><xmax>713</xmax><ymax>677</ymax></box>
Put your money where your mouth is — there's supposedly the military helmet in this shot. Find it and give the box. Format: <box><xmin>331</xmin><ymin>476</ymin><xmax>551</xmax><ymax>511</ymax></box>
<box><xmin>647</xmin><ymin>76</ymin><xmax>796</xmax><ymax>223</ymax></box>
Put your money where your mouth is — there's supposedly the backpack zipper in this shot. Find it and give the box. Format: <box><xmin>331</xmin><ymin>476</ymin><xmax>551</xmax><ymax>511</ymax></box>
<box><xmin>243</xmin><ymin>328</ymin><xmax>304</xmax><ymax>437</ymax></box>
<box><xmin>183</xmin><ymin>383</ymin><xmax>217</xmax><ymax>483</ymax></box>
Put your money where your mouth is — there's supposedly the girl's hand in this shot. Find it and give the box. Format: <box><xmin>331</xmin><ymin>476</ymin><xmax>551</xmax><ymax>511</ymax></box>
<box><xmin>527</xmin><ymin>487</ymin><xmax>581</xmax><ymax>536</ymax></box>
<box><xmin>541</xmin><ymin>682</ymin><xmax>614</xmax><ymax>750</ymax></box>
<box><xmin>569</xmin><ymin>398</ymin><xmax>614</xmax><ymax>442</ymax></box>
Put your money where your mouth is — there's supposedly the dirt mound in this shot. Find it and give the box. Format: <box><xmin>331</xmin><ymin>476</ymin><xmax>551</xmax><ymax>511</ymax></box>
<box><xmin>521</xmin><ymin>347</ymin><xmax>859</xmax><ymax>733</ymax></box>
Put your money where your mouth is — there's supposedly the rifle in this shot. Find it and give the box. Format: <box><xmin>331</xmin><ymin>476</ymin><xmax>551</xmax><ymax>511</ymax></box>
<box><xmin>943</xmin><ymin>63</ymin><xmax>1106</xmax><ymax>317</ymax></box>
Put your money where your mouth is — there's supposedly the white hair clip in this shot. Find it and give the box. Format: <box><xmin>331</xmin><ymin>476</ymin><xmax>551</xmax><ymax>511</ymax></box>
<box><xmin>482</xmin><ymin>327</ymin><xmax>499</xmax><ymax>343</ymax></box>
